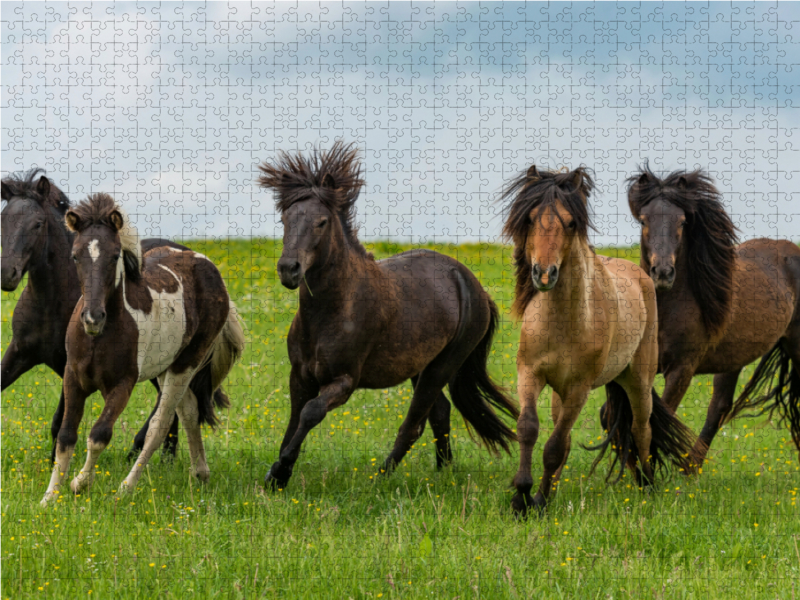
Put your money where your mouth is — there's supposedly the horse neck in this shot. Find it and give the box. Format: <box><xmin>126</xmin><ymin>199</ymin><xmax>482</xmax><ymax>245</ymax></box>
<box><xmin>26</xmin><ymin>214</ymin><xmax>77</xmax><ymax>302</ymax></box>
<box><xmin>298</xmin><ymin>234</ymin><xmax>367</xmax><ymax>308</ymax></box>
<box><xmin>550</xmin><ymin>240</ymin><xmax>595</xmax><ymax>319</ymax></box>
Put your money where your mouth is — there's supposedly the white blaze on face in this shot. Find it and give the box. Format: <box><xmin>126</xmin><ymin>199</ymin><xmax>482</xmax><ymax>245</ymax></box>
<box><xmin>122</xmin><ymin>264</ymin><xmax>188</xmax><ymax>382</ymax></box>
<box><xmin>88</xmin><ymin>239</ymin><xmax>101</xmax><ymax>262</ymax></box>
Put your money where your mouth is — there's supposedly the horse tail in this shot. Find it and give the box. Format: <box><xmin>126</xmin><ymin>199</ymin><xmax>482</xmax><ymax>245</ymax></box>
<box><xmin>585</xmin><ymin>383</ymin><xmax>695</xmax><ymax>483</ymax></box>
<box><xmin>192</xmin><ymin>301</ymin><xmax>245</xmax><ymax>428</ymax></box>
<box><xmin>727</xmin><ymin>343</ymin><xmax>800</xmax><ymax>453</ymax></box>
<box><xmin>448</xmin><ymin>296</ymin><xmax>519</xmax><ymax>455</ymax></box>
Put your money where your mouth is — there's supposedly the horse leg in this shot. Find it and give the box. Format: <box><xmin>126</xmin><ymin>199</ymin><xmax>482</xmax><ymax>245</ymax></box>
<box><xmin>121</xmin><ymin>369</ymin><xmax>195</xmax><ymax>493</ymax></box>
<box><xmin>71</xmin><ymin>380</ymin><xmax>135</xmax><ymax>494</ymax></box>
<box><xmin>1</xmin><ymin>340</ymin><xmax>35</xmax><ymax>392</ymax></box>
<box><xmin>660</xmin><ymin>366</ymin><xmax>696</xmax><ymax>412</ymax></box>
<box><xmin>428</xmin><ymin>392</ymin><xmax>453</xmax><ymax>469</ymax></box>
<box><xmin>50</xmin><ymin>389</ymin><xmax>66</xmax><ymax>464</ymax></box>
<box><xmin>511</xmin><ymin>364</ymin><xmax>544</xmax><ymax>517</ymax></box>
<box><xmin>779</xmin><ymin>335</ymin><xmax>800</xmax><ymax>460</ymax></box>
<box><xmin>409</xmin><ymin>374</ymin><xmax>452</xmax><ymax>469</ymax></box>
<box><xmin>174</xmin><ymin>389</ymin><xmax>210</xmax><ymax>482</ymax></box>
<box><xmin>692</xmin><ymin>370</ymin><xmax>741</xmax><ymax>469</ymax></box>
<box><xmin>279</xmin><ymin>366</ymin><xmax>319</xmax><ymax>453</ymax></box>
<box><xmin>532</xmin><ymin>386</ymin><xmax>589</xmax><ymax>511</ymax></box>
<box><xmin>618</xmin><ymin>376</ymin><xmax>656</xmax><ymax>486</ymax></box>
<box><xmin>265</xmin><ymin>375</ymin><xmax>355</xmax><ymax>490</ymax></box>
<box><xmin>547</xmin><ymin>392</ymin><xmax>571</xmax><ymax>489</ymax></box>
<box><xmin>127</xmin><ymin>379</ymin><xmax>180</xmax><ymax>461</ymax></box>
<box><xmin>41</xmin><ymin>367</ymin><xmax>92</xmax><ymax>506</ymax></box>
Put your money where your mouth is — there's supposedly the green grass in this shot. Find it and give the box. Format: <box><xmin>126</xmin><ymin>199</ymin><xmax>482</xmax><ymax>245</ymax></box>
<box><xmin>2</xmin><ymin>240</ymin><xmax>798</xmax><ymax>599</ymax></box>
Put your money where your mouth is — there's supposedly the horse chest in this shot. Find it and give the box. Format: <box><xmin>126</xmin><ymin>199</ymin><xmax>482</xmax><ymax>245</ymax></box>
<box><xmin>123</xmin><ymin>278</ymin><xmax>187</xmax><ymax>382</ymax></box>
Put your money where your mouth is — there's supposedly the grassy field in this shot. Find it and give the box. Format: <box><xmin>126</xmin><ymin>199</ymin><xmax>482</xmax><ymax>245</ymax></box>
<box><xmin>2</xmin><ymin>239</ymin><xmax>798</xmax><ymax>599</ymax></box>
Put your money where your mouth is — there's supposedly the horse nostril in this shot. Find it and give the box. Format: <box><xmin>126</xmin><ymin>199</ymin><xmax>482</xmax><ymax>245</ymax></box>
<box><xmin>549</xmin><ymin>266</ymin><xmax>558</xmax><ymax>280</ymax></box>
<box><xmin>97</xmin><ymin>309</ymin><xmax>106</xmax><ymax>321</ymax></box>
<box><xmin>289</xmin><ymin>262</ymin><xmax>300</xmax><ymax>275</ymax></box>
<box><xmin>665</xmin><ymin>266</ymin><xmax>675</xmax><ymax>279</ymax></box>
<box><xmin>650</xmin><ymin>265</ymin><xmax>658</xmax><ymax>278</ymax></box>
<box><xmin>531</xmin><ymin>264</ymin><xmax>541</xmax><ymax>278</ymax></box>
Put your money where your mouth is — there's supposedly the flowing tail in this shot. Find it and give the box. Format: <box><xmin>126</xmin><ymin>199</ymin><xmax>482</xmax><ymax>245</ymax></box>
<box><xmin>727</xmin><ymin>343</ymin><xmax>800</xmax><ymax>454</ymax></box>
<box><xmin>585</xmin><ymin>382</ymin><xmax>696</xmax><ymax>483</ymax></box>
<box><xmin>192</xmin><ymin>301</ymin><xmax>246</xmax><ymax>428</ymax></box>
<box><xmin>448</xmin><ymin>300</ymin><xmax>519</xmax><ymax>455</ymax></box>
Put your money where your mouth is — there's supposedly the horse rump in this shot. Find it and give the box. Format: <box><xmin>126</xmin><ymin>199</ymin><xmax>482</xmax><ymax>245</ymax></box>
<box><xmin>448</xmin><ymin>300</ymin><xmax>519</xmax><ymax>455</ymax></box>
<box><xmin>192</xmin><ymin>301</ymin><xmax>245</xmax><ymax>428</ymax></box>
<box><xmin>585</xmin><ymin>382</ymin><xmax>695</xmax><ymax>483</ymax></box>
<box><xmin>728</xmin><ymin>342</ymin><xmax>800</xmax><ymax>454</ymax></box>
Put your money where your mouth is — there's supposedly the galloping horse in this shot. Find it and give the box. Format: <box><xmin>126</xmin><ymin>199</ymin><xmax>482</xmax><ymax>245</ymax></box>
<box><xmin>625</xmin><ymin>166</ymin><xmax>800</xmax><ymax>464</ymax></box>
<box><xmin>41</xmin><ymin>193</ymin><xmax>244</xmax><ymax>504</ymax></box>
<box><xmin>258</xmin><ymin>141</ymin><xmax>519</xmax><ymax>489</ymax></box>
<box><xmin>502</xmin><ymin>165</ymin><xmax>695</xmax><ymax>516</ymax></box>
<box><xmin>1</xmin><ymin>170</ymin><xmax>200</xmax><ymax>459</ymax></box>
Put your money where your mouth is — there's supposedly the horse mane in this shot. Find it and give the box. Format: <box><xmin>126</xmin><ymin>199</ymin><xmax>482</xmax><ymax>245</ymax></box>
<box><xmin>627</xmin><ymin>164</ymin><xmax>738</xmax><ymax>336</ymax></box>
<box><xmin>257</xmin><ymin>140</ymin><xmax>371</xmax><ymax>258</ymax></box>
<box><xmin>1</xmin><ymin>168</ymin><xmax>71</xmax><ymax>213</ymax></box>
<box><xmin>500</xmin><ymin>165</ymin><xmax>595</xmax><ymax>318</ymax></box>
<box><xmin>66</xmin><ymin>193</ymin><xmax>143</xmax><ymax>281</ymax></box>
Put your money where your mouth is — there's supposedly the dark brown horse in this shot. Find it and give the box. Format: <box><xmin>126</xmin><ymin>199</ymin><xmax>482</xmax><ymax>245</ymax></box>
<box><xmin>501</xmin><ymin>165</ymin><xmax>695</xmax><ymax>516</ymax></box>
<box><xmin>41</xmin><ymin>193</ymin><xmax>244</xmax><ymax>504</ymax></box>
<box><xmin>624</xmin><ymin>166</ymin><xmax>800</xmax><ymax>465</ymax></box>
<box><xmin>258</xmin><ymin>141</ymin><xmax>519</xmax><ymax>489</ymax></box>
<box><xmin>1</xmin><ymin>169</ymin><xmax>206</xmax><ymax>459</ymax></box>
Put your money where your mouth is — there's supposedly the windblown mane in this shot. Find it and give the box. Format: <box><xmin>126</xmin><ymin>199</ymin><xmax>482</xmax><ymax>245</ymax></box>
<box><xmin>66</xmin><ymin>193</ymin><xmax>143</xmax><ymax>281</ymax></box>
<box><xmin>257</xmin><ymin>140</ymin><xmax>370</xmax><ymax>258</ymax></box>
<box><xmin>500</xmin><ymin>165</ymin><xmax>595</xmax><ymax>318</ymax></box>
<box><xmin>1</xmin><ymin>168</ymin><xmax>71</xmax><ymax>213</ymax></box>
<box><xmin>627</xmin><ymin>164</ymin><xmax>737</xmax><ymax>336</ymax></box>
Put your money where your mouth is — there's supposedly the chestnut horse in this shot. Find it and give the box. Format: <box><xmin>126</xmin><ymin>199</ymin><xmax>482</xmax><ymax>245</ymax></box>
<box><xmin>41</xmin><ymin>193</ymin><xmax>244</xmax><ymax>504</ymax></box>
<box><xmin>625</xmin><ymin>166</ymin><xmax>800</xmax><ymax>464</ymax></box>
<box><xmin>502</xmin><ymin>165</ymin><xmax>695</xmax><ymax>516</ymax></box>
<box><xmin>258</xmin><ymin>141</ymin><xmax>519</xmax><ymax>489</ymax></box>
<box><xmin>0</xmin><ymin>169</ymin><xmax>226</xmax><ymax>460</ymax></box>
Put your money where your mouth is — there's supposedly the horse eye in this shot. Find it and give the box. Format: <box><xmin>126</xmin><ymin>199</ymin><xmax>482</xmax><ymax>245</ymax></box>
<box><xmin>316</xmin><ymin>219</ymin><xmax>328</xmax><ymax>229</ymax></box>
<box><xmin>567</xmin><ymin>221</ymin><xmax>576</xmax><ymax>230</ymax></box>
<box><xmin>34</xmin><ymin>222</ymin><xmax>42</xmax><ymax>229</ymax></box>
<box><xmin>113</xmin><ymin>253</ymin><xmax>121</xmax><ymax>261</ymax></box>
<box><xmin>72</xmin><ymin>255</ymin><xmax>78</xmax><ymax>263</ymax></box>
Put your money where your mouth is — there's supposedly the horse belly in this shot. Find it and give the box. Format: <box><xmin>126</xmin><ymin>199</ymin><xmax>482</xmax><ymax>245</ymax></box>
<box><xmin>129</xmin><ymin>291</ymin><xmax>188</xmax><ymax>382</ymax></box>
<box><xmin>593</xmin><ymin>321</ymin><xmax>646</xmax><ymax>388</ymax></box>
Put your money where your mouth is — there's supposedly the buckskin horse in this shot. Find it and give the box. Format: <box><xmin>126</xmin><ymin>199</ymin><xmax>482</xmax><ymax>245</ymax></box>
<box><xmin>41</xmin><ymin>193</ymin><xmax>244</xmax><ymax>504</ymax></box>
<box><xmin>0</xmin><ymin>169</ymin><xmax>226</xmax><ymax>460</ymax></box>
<box><xmin>501</xmin><ymin>165</ymin><xmax>695</xmax><ymax>517</ymax></box>
<box><xmin>624</xmin><ymin>166</ymin><xmax>800</xmax><ymax>465</ymax></box>
<box><xmin>258</xmin><ymin>141</ymin><xmax>519</xmax><ymax>490</ymax></box>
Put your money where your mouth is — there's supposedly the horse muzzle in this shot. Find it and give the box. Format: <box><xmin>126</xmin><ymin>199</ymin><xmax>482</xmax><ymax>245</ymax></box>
<box><xmin>277</xmin><ymin>259</ymin><xmax>302</xmax><ymax>290</ymax></box>
<box><xmin>649</xmin><ymin>264</ymin><xmax>676</xmax><ymax>290</ymax></box>
<box><xmin>81</xmin><ymin>307</ymin><xmax>107</xmax><ymax>337</ymax></box>
<box><xmin>531</xmin><ymin>264</ymin><xmax>559</xmax><ymax>292</ymax></box>
<box><xmin>1</xmin><ymin>263</ymin><xmax>23</xmax><ymax>291</ymax></box>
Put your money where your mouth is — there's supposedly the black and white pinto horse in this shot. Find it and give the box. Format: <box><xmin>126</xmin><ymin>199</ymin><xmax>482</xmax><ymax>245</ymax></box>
<box><xmin>41</xmin><ymin>193</ymin><xmax>244</xmax><ymax>504</ymax></box>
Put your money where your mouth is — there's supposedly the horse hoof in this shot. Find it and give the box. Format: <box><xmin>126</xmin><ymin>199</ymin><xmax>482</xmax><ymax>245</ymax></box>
<box><xmin>118</xmin><ymin>480</ymin><xmax>134</xmax><ymax>495</ymax></box>
<box><xmin>511</xmin><ymin>492</ymin><xmax>535</xmax><ymax>518</ymax></box>
<box><xmin>264</xmin><ymin>462</ymin><xmax>290</xmax><ymax>491</ymax></box>
<box><xmin>70</xmin><ymin>474</ymin><xmax>93</xmax><ymax>495</ymax></box>
<box><xmin>40</xmin><ymin>491</ymin><xmax>58</xmax><ymax>507</ymax></box>
<box><xmin>194</xmin><ymin>467</ymin><xmax>211</xmax><ymax>483</ymax></box>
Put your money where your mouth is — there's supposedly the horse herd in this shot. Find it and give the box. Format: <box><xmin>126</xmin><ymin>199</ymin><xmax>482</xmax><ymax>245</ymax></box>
<box><xmin>2</xmin><ymin>141</ymin><xmax>799</xmax><ymax>516</ymax></box>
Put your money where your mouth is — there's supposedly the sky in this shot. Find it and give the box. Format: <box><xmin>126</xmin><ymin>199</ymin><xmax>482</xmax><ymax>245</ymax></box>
<box><xmin>2</xmin><ymin>2</ymin><xmax>799</xmax><ymax>245</ymax></box>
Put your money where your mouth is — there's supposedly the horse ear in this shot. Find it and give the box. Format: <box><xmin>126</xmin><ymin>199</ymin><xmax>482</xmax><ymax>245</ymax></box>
<box><xmin>677</xmin><ymin>176</ymin><xmax>688</xmax><ymax>190</ymax></box>
<box><xmin>65</xmin><ymin>210</ymin><xmax>81</xmax><ymax>232</ymax></box>
<box><xmin>109</xmin><ymin>210</ymin><xmax>125</xmax><ymax>232</ymax></box>
<box><xmin>1</xmin><ymin>182</ymin><xmax>11</xmax><ymax>201</ymax></box>
<box><xmin>321</xmin><ymin>173</ymin><xmax>336</xmax><ymax>189</ymax></box>
<box><xmin>36</xmin><ymin>176</ymin><xmax>51</xmax><ymax>199</ymax></box>
<box><xmin>572</xmin><ymin>170</ymin><xmax>584</xmax><ymax>192</ymax></box>
<box><xmin>526</xmin><ymin>165</ymin><xmax>540</xmax><ymax>180</ymax></box>
<box><xmin>637</xmin><ymin>172</ymin><xmax>650</xmax><ymax>186</ymax></box>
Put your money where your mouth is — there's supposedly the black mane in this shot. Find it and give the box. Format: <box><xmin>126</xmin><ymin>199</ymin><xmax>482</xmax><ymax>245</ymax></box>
<box><xmin>257</xmin><ymin>141</ymin><xmax>369</xmax><ymax>257</ymax></box>
<box><xmin>627</xmin><ymin>164</ymin><xmax>738</xmax><ymax>336</ymax></box>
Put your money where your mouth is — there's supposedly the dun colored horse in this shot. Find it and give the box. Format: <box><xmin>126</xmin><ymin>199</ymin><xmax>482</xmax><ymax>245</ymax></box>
<box><xmin>41</xmin><ymin>193</ymin><xmax>244</xmax><ymax>505</ymax></box>
<box><xmin>624</xmin><ymin>166</ymin><xmax>800</xmax><ymax>464</ymax></box>
<box><xmin>0</xmin><ymin>169</ymin><xmax>216</xmax><ymax>459</ymax></box>
<box><xmin>258</xmin><ymin>141</ymin><xmax>519</xmax><ymax>489</ymax></box>
<box><xmin>502</xmin><ymin>165</ymin><xmax>695</xmax><ymax>516</ymax></box>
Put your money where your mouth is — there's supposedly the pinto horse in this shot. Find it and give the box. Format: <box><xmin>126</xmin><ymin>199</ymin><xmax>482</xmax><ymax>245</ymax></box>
<box><xmin>1</xmin><ymin>170</ymin><xmax>228</xmax><ymax>460</ymax></box>
<box><xmin>258</xmin><ymin>141</ymin><xmax>518</xmax><ymax>489</ymax></box>
<box><xmin>41</xmin><ymin>193</ymin><xmax>244</xmax><ymax>504</ymax></box>
<box><xmin>501</xmin><ymin>165</ymin><xmax>695</xmax><ymax>516</ymax></box>
<box><xmin>624</xmin><ymin>166</ymin><xmax>800</xmax><ymax>464</ymax></box>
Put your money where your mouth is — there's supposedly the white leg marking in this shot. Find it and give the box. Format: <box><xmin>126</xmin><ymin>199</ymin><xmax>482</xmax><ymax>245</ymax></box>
<box><xmin>70</xmin><ymin>439</ymin><xmax>107</xmax><ymax>494</ymax></box>
<box><xmin>120</xmin><ymin>370</ymin><xmax>194</xmax><ymax>493</ymax></box>
<box><xmin>41</xmin><ymin>444</ymin><xmax>75</xmax><ymax>506</ymax></box>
